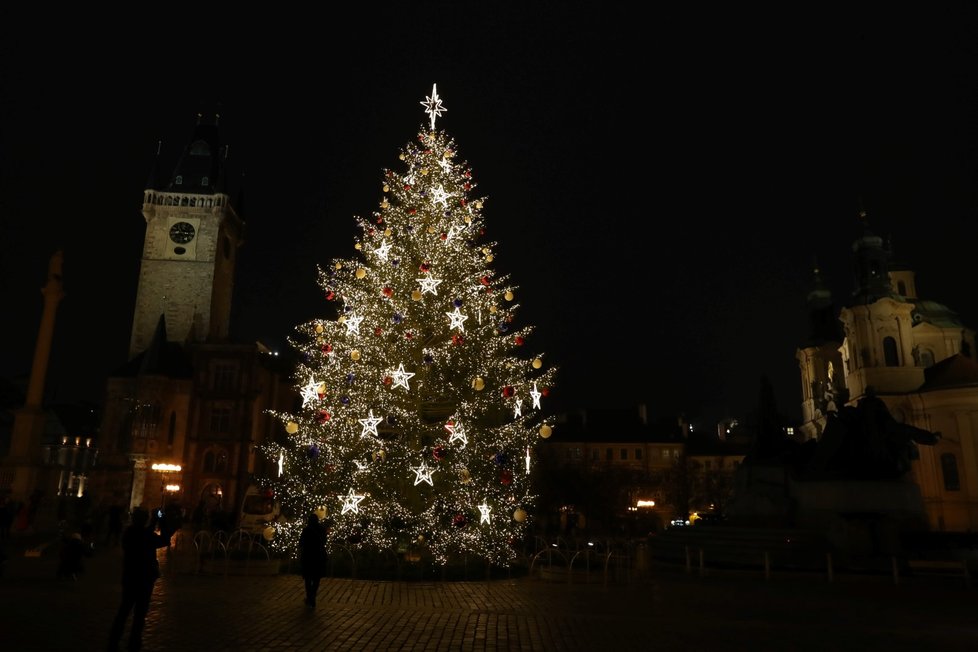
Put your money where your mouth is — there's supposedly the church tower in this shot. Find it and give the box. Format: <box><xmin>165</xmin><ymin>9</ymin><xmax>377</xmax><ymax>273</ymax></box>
<box><xmin>129</xmin><ymin>115</ymin><xmax>244</xmax><ymax>358</ymax></box>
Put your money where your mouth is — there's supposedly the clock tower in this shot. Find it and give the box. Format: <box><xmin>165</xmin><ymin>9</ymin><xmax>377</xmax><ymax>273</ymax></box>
<box><xmin>130</xmin><ymin>115</ymin><xmax>244</xmax><ymax>358</ymax></box>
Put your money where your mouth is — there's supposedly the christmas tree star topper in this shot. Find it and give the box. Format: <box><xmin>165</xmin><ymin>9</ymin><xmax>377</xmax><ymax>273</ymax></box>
<box><xmin>420</xmin><ymin>83</ymin><xmax>447</xmax><ymax>130</ymax></box>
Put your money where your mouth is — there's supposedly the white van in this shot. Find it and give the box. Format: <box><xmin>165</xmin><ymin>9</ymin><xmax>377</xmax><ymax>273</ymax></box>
<box><xmin>238</xmin><ymin>485</ymin><xmax>280</xmax><ymax>534</ymax></box>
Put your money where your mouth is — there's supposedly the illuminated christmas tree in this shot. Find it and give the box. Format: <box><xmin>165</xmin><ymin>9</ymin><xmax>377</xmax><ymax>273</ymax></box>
<box><xmin>259</xmin><ymin>85</ymin><xmax>557</xmax><ymax>566</ymax></box>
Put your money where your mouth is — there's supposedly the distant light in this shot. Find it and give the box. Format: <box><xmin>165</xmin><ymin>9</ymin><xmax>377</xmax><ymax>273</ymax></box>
<box><xmin>587</xmin><ymin>542</ymin><xmax>594</xmax><ymax>547</ymax></box>
<box><xmin>152</xmin><ymin>463</ymin><xmax>182</xmax><ymax>472</ymax></box>
<box><xmin>636</xmin><ymin>500</ymin><xmax>655</xmax><ymax>508</ymax></box>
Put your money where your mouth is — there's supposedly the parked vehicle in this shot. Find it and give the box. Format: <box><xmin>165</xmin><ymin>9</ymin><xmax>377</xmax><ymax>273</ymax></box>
<box><xmin>238</xmin><ymin>485</ymin><xmax>280</xmax><ymax>534</ymax></box>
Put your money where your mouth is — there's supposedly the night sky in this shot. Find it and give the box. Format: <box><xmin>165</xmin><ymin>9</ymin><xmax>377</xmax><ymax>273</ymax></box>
<box><xmin>3</xmin><ymin>6</ymin><xmax>978</xmax><ymax>427</ymax></box>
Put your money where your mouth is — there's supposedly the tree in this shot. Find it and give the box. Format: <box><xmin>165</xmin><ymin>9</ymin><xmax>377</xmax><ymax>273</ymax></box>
<box><xmin>257</xmin><ymin>85</ymin><xmax>557</xmax><ymax>566</ymax></box>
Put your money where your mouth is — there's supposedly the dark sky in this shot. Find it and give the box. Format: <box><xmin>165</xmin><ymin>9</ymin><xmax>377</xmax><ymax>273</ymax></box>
<box><xmin>3</xmin><ymin>6</ymin><xmax>978</xmax><ymax>426</ymax></box>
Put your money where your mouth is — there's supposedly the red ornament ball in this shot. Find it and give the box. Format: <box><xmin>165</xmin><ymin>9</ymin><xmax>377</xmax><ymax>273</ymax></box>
<box><xmin>452</xmin><ymin>334</ymin><xmax>464</xmax><ymax>346</ymax></box>
<box><xmin>502</xmin><ymin>386</ymin><xmax>515</xmax><ymax>398</ymax></box>
<box><xmin>500</xmin><ymin>469</ymin><xmax>513</xmax><ymax>486</ymax></box>
<box><xmin>321</xmin><ymin>343</ymin><xmax>333</xmax><ymax>354</ymax></box>
<box><xmin>382</xmin><ymin>286</ymin><xmax>394</xmax><ymax>297</ymax></box>
<box><xmin>432</xmin><ymin>445</ymin><xmax>446</xmax><ymax>461</ymax></box>
<box><xmin>325</xmin><ymin>291</ymin><xmax>335</xmax><ymax>301</ymax></box>
<box><xmin>383</xmin><ymin>376</ymin><xmax>393</xmax><ymax>385</ymax></box>
<box><xmin>514</xmin><ymin>336</ymin><xmax>525</xmax><ymax>346</ymax></box>
<box><xmin>315</xmin><ymin>410</ymin><xmax>330</xmax><ymax>424</ymax></box>
<box><xmin>374</xmin><ymin>327</ymin><xmax>383</xmax><ymax>337</ymax></box>
<box><xmin>452</xmin><ymin>513</ymin><xmax>467</xmax><ymax>528</ymax></box>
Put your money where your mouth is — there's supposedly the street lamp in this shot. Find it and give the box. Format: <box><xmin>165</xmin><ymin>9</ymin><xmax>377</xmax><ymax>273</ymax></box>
<box><xmin>151</xmin><ymin>463</ymin><xmax>181</xmax><ymax>513</ymax></box>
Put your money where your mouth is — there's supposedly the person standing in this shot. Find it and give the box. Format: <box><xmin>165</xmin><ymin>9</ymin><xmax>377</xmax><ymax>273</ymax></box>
<box><xmin>106</xmin><ymin>507</ymin><xmax>174</xmax><ymax>651</ymax></box>
<box><xmin>298</xmin><ymin>512</ymin><xmax>328</xmax><ymax>608</ymax></box>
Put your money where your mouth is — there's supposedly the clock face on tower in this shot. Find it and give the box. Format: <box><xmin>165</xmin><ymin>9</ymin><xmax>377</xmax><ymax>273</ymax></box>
<box><xmin>169</xmin><ymin>221</ymin><xmax>196</xmax><ymax>244</ymax></box>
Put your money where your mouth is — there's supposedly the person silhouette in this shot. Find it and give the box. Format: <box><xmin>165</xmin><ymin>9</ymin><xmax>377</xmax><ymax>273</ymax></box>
<box><xmin>298</xmin><ymin>512</ymin><xmax>329</xmax><ymax>608</ymax></box>
<box><xmin>106</xmin><ymin>507</ymin><xmax>175</xmax><ymax>651</ymax></box>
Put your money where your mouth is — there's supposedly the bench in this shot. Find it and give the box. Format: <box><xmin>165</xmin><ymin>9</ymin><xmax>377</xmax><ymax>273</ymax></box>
<box><xmin>905</xmin><ymin>559</ymin><xmax>971</xmax><ymax>587</ymax></box>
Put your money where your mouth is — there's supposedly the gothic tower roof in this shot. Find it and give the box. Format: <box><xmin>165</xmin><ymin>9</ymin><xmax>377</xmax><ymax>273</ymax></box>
<box><xmin>166</xmin><ymin>114</ymin><xmax>225</xmax><ymax>194</ymax></box>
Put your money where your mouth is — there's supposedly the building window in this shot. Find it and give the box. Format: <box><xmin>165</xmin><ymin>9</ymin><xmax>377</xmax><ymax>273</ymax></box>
<box><xmin>919</xmin><ymin>349</ymin><xmax>935</xmax><ymax>368</ymax></box>
<box><xmin>569</xmin><ymin>447</ymin><xmax>582</xmax><ymax>461</ymax></box>
<box><xmin>941</xmin><ymin>453</ymin><xmax>960</xmax><ymax>491</ymax></box>
<box><xmin>210</xmin><ymin>405</ymin><xmax>232</xmax><ymax>435</ymax></box>
<box><xmin>883</xmin><ymin>336</ymin><xmax>899</xmax><ymax>366</ymax></box>
<box><xmin>213</xmin><ymin>363</ymin><xmax>237</xmax><ymax>390</ymax></box>
<box><xmin>620</xmin><ymin>448</ymin><xmax>628</xmax><ymax>460</ymax></box>
<box><xmin>591</xmin><ymin>449</ymin><xmax>599</xmax><ymax>461</ymax></box>
<box><xmin>635</xmin><ymin>449</ymin><xmax>642</xmax><ymax>460</ymax></box>
<box><xmin>203</xmin><ymin>447</ymin><xmax>229</xmax><ymax>473</ymax></box>
<box><xmin>605</xmin><ymin>448</ymin><xmax>613</xmax><ymax>461</ymax></box>
<box><xmin>167</xmin><ymin>412</ymin><xmax>176</xmax><ymax>447</ymax></box>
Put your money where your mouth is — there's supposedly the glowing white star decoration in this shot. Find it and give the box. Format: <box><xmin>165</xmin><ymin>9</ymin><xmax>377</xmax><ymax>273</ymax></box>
<box><xmin>354</xmin><ymin>460</ymin><xmax>368</xmax><ymax>472</ymax></box>
<box><xmin>420</xmin><ymin>83</ymin><xmax>447</xmax><ymax>130</ymax></box>
<box><xmin>445</xmin><ymin>422</ymin><xmax>468</xmax><ymax>448</ymax></box>
<box><xmin>344</xmin><ymin>313</ymin><xmax>364</xmax><ymax>335</ymax></box>
<box><xmin>446</xmin><ymin>308</ymin><xmax>468</xmax><ymax>332</ymax></box>
<box><xmin>411</xmin><ymin>460</ymin><xmax>435</xmax><ymax>486</ymax></box>
<box><xmin>340</xmin><ymin>488</ymin><xmax>365</xmax><ymax>515</ymax></box>
<box><xmin>530</xmin><ymin>382</ymin><xmax>542</xmax><ymax>409</ymax></box>
<box><xmin>374</xmin><ymin>240</ymin><xmax>392</xmax><ymax>261</ymax></box>
<box><xmin>358</xmin><ymin>410</ymin><xmax>383</xmax><ymax>438</ymax></box>
<box><xmin>300</xmin><ymin>376</ymin><xmax>324</xmax><ymax>408</ymax></box>
<box><xmin>389</xmin><ymin>363</ymin><xmax>416</xmax><ymax>390</ymax></box>
<box><xmin>417</xmin><ymin>276</ymin><xmax>443</xmax><ymax>295</ymax></box>
<box><xmin>444</xmin><ymin>224</ymin><xmax>459</xmax><ymax>242</ymax></box>
<box><xmin>277</xmin><ymin>451</ymin><xmax>284</xmax><ymax>477</ymax></box>
<box><xmin>431</xmin><ymin>184</ymin><xmax>452</xmax><ymax>207</ymax></box>
<box><xmin>479</xmin><ymin>502</ymin><xmax>492</xmax><ymax>524</ymax></box>
<box><xmin>513</xmin><ymin>398</ymin><xmax>523</xmax><ymax>418</ymax></box>
<box><xmin>437</xmin><ymin>156</ymin><xmax>452</xmax><ymax>173</ymax></box>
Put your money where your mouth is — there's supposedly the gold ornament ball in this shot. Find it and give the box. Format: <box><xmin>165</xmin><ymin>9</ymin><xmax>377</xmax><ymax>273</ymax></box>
<box><xmin>381</xmin><ymin>200</ymin><xmax>389</xmax><ymax>209</ymax></box>
<box><xmin>399</xmin><ymin>153</ymin><xmax>405</xmax><ymax>161</ymax></box>
<box><xmin>338</xmin><ymin>315</ymin><xmax>347</xmax><ymax>324</ymax></box>
<box><xmin>315</xmin><ymin>323</ymin><xmax>324</xmax><ymax>334</ymax></box>
<box><xmin>262</xmin><ymin>525</ymin><xmax>275</xmax><ymax>541</ymax></box>
<box><xmin>482</xmin><ymin>247</ymin><xmax>490</xmax><ymax>255</ymax></box>
<box><xmin>489</xmin><ymin>305</ymin><xmax>498</xmax><ymax>314</ymax></box>
<box><xmin>314</xmin><ymin>505</ymin><xmax>327</xmax><ymax>520</ymax></box>
<box><xmin>383</xmin><ymin>184</ymin><xmax>390</xmax><ymax>192</ymax></box>
<box><xmin>355</xmin><ymin>268</ymin><xmax>366</xmax><ymax>279</ymax></box>
<box><xmin>539</xmin><ymin>424</ymin><xmax>553</xmax><ymax>439</ymax></box>
<box><xmin>411</xmin><ymin>290</ymin><xmax>423</xmax><ymax>301</ymax></box>
<box><xmin>532</xmin><ymin>358</ymin><xmax>543</xmax><ymax>369</ymax></box>
<box><xmin>355</xmin><ymin>243</ymin><xmax>362</xmax><ymax>250</ymax></box>
<box><xmin>420</xmin><ymin>168</ymin><xmax>428</xmax><ymax>176</ymax></box>
<box><xmin>486</xmin><ymin>255</ymin><xmax>494</xmax><ymax>263</ymax></box>
<box><xmin>427</xmin><ymin>226</ymin><xmax>436</xmax><ymax>234</ymax></box>
<box><xmin>384</xmin><ymin>228</ymin><xmax>392</xmax><ymax>237</ymax></box>
<box><xmin>474</xmin><ymin>200</ymin><xmax>483</xmax><ymax>209</ymax></box>
<box><xmin>472</xmin><ymin>377</ymin><xmax>485</xmax><ymax>391</ymax></box>
<box><xmin>464</xmin><ymin>215</ymin><xmax>472</xmax><ymax>223</ymax></box>
<box><xmin>460</xmin><ymin>468</ymin><xmax>471</xmax><ymax>483</ymax></box>
<box><xmin>334</xmin><ymin>262</ymin><xmax>342</xmax><ymax>270</ymax></box>
<box><xmin>504</xmin><ymin>291</ymin><xmax>514</xmax><ymax>302</ymax></box>
<box><xmin>285</xmin><ymin>421</ymin><xmax>299</xmax><ymax>434</ymax></box>
<box><xmin>417</xmin><ymin>534</ymin><xmax>425</xmax><ymax>543</ymax></box>
<box><xmin>350</xmin><ymin>350</ymin><xmax>361</xmax><ymax>361</ymax></box>
<box><xmin>513</xmin><ymin>509</ymin><xmax>527</xmax><ymax>523</ymax></box>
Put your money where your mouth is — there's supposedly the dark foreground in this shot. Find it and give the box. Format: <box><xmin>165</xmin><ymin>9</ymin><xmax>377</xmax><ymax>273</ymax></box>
<box><xmin>1</xmin><ymin>538</ymin><xmax>976</xmax><ymax>651</ymax></box>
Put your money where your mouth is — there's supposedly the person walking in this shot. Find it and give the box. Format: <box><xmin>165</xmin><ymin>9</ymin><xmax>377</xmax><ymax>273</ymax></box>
<box><xmin>298</xmin><ymin>512</ymin><xmax>329</xmax><ymax>608</ymax></box>
<box><xmin>106</xmin><ymin>507</ymin><xmax>175</xmax><ymax>651</ymax></box>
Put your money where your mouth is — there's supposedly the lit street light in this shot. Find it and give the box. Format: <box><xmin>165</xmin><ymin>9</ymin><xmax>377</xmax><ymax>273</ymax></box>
<box><xmin>150</xmin><ymin>463</ymin><xmax>181</xmax><ymax>513</ymax></box>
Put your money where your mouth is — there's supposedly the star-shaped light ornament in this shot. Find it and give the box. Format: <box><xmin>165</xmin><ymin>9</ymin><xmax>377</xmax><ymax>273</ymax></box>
<box><xmin>445</xmin><ymin>422</ymin><xmax>468</xmax><ymax>448</ymax></box>
<box><xmin>420</xmin><ymin>83</ymin><xmax>447</xmax><ymax>130</ymax></box>
<box><xmin>446</xmin><ymin>308</ymin><xmax>469</xmax><ymax>332</ymax></box>
<box><xmin>417</xmin><ymin>276</ymin><xmax>443</xmax><ymax>295</ymax></box>
<box><xmin>277</xmin><ymin>450</ymin><xmax>284</xmax><ymax>477</ymax></box>
<box><xmin>479</xmin><ymin>502</ymin><xmax>492</xmax><ymax>524</ymax></box>
<box><xmin>513</xmin><ymin>398</ymin><xmax>523</xmax><ymax>418</ymax></box>
<box><xmin>340</xmin><ymin>488</ymin><xmax>365</xmax><ymax>515</ymax></box>
<box><xmin>430</xmin><ymin>184</ymin><xmax>453</xmax><ymax>208</ymax></box>
<box><xmin>389</xmin><ymin>363</ymin><xmax>416</xmax><ymax>390</ymax></box>
<box><xmin>358</xmin><ymin>410</ymin><xmax>383</xmax><ymax>438</ymax></box>
<box><xmin>344</xmin><ymin>313</ymin><xmax>364</xmax><ymax>335</ymax></box>
<box><xmin>437</xmin><ymin>156</ymin><xmax>452</xmax><ymax>173</ymax></box>
<box><xmin>444</xmin><ymin>224</ymin><xmax>459</xmax><ymax>242</ymax></box>
<box><xmin>373</xmin><ymin>240</ymin><xmax>392</xmax><ymax>261</ymax></box>
<box><xmin>530</xmin><ymin>382</ymin><xmax>542</xmax><ymax>409</ymax></box>
<box><xmin>300</xmin><ymin>376</ymin><xmax>325</xmax><ymax>408</ymax></box>
<box><xmin>411</xmin><ymin>460</ymin><xmax>435</xmax><ymax>486</ymax></box>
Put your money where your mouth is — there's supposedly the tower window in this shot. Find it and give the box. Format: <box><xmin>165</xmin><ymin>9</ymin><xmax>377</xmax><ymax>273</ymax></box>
<box><xmin>202</xmin><ymin>176</ymin><xmax>209</xmax><ymax>186</ymax></box>
<box><xmin>209</xmin><ymin>405</ymin><xmax>232</xmax><ymax>435</ymax></box>
<box><xmin>175</xmin><ymin>175</ymin><xmax>183</xmax><ymax>185</ymax></box>
<box><xmin>213</xmin><ymin>364</ymin><xmax>237</xmax><ymax>390</ymax></box>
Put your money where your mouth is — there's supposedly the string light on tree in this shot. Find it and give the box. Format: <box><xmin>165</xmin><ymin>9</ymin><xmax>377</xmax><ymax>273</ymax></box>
<box><xmin>256</xmin><ymin>84</ymin><xmax>557</xmax><ymax>567</ymax></box>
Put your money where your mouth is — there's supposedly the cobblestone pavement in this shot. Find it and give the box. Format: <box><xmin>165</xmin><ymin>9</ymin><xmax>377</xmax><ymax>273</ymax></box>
<box><xmin>1</xmin><ymin>537</ymin><xmax>976</xmax><ymax>651</ymax></box>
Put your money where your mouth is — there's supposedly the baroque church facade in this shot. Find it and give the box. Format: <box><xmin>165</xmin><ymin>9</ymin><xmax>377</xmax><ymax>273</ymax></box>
<box><xmin>90</xmin><ymin>117</ymin><xmax>296</xmax><ymax>521</ymax></box>
<box><xmin>797</xmin><ymin>214</ymin><xmax>978</xmax><ymax>532</ymax></box>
